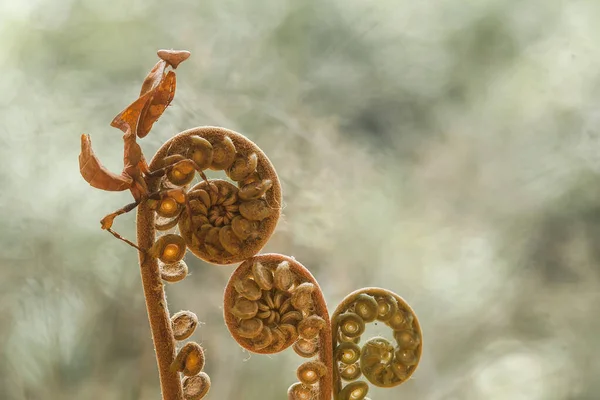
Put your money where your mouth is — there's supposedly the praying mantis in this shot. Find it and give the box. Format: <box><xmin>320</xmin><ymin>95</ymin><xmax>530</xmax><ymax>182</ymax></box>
<box><xmin>78</xmin><ymin>49</ymin><xmax>196</xmax><ymax>250</ymax></box>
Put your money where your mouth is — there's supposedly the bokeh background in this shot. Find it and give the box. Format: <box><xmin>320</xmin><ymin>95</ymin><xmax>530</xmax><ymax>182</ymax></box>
<box><xmin>1</xmin><ymin>0</ymin><xmax>600</xmax><ymax>399</ymax></box>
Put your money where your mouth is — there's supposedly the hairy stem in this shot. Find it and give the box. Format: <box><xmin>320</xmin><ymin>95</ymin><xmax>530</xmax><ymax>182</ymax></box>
<box><xmin>137</xmin><ymin>200</ymin><xmax>183</xmax><ymax>400</ymax></box>
<box><xmin>314</xmin><ymin>293</ymin><xmax>333</xmax><ymax>400</ymax></box>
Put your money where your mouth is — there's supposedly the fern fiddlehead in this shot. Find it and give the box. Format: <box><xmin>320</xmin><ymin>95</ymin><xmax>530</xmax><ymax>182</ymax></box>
<box><xmin>331</xmin><ymin>289</ymin><xmax>423</xmax><ymax>399</ymax></box>
<box><xmin>223</xmin><ymin>254</ymin><xmax>334</xmax><ymax>400</ymax></box>
<box><xmin>80</xmin><ymin>49</ymin><xmax>423</xmax><ymax>400</ymax></box>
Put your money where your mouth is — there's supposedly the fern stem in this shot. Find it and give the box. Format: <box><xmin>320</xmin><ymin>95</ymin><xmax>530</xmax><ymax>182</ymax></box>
<box><xmin>137</xmin><ymin>200</ymin><xmax>183</xmax><ymax>400</ymax></box>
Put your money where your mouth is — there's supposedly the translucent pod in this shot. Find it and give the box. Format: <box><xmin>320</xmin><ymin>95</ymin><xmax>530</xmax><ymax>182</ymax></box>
<box><xmin>236</xmin><ymin>318</ymin><xmax>264</xmax><ymax>339</ymax></box>
<box><xmin>297</xmin><ymin>315</ymin><xmax>326</xmax><ymax>340</ymax></box>
<box><xmin>395</xmin><ymin>349</ymin><xmax>418</xmax><ymax>366</ymax></box>
<box><xmin>171</xmin><ymin>310</ymin><xmax>198</xmax><ymax>341</ymax></box>
<box><xmin>219</xmin><ymin>225</ymin><xmax>242</xmax><ymax>255</ymax></box>
<box><xmin>362</xmin><ymin>337</ymin><xmax>394</xmax><ymax>359</ymax></box>
<box><xmin>252</xmin><ymin>261</ymin><xmax>274</xmax><ymax>290</ymax></box>
<box><xmin>239</xmin><ymin>199</ymin><xmax>272</xmax><ymax>221</ymax></box>
<box><xmin>337</xmin><ymin>331</ymin><xmax>360</xmax><ymax>344</ymax></box>
<box><xmin>353</xmin><ymin>294</ymin><xmax>378</xmax><ymax>323</ymax></box>
<box><xmin>230</xmin><ymin>298</ymin><xmax>259</xmax><ymax>320</ymax></box>
<box><xmin>387</xmin><ymin>309</ymin><xmax>412</xmax><ymax>331</ymax></box>
<box><xmin>274</xmin><ymin>261</ymin><xmax>295</xmax><ymax>292</ymax></box>
<box><xmin>336</xmin><ymin>313</ymin><xmax>365</xmax><ymax>338</ymax></box>
<box><xmin>150</xmin><ymin>234</ymin><xmax>187</xmax><ymax>263</ymax></box>
<box><xmin>359</xmin><ymin>337</ymin><xmax>396</xmax><ymax>387</ymax></box>
<box><xmin>238</xmin><ymin>178</ymin><xmax>273</xmax><ymax>200</ymax></box>
<box><xmin>293</xmin><ymin>338</ymin><xmax>319</xmax><ymax>358</ymax></box>
<box><xmin>230</xmin><ymin>215</ymin><xmax>259</xmax><ymax>241</ymax></box>
<box><xmin>297</xmin><ymin>360</ymin><xmax>327</xmax><ymax>385</ymax></box>
<box><xmin>362</xmin><ymin>362</ymin><xmax>385</xmax><ymax>386</ymax></box>
<box><xmin>338</xmin><ymin>381</ymin><xmax>369</xmax><ymax>400</ymax></box>
<box><xmin>209</xmin><ymin>136</ymin><xmax>236</xmax><ymax>170</ymax></box>
<box><xmin>394</xmin><ymin>330</ymin><xmax>421</xmax><ymax>350</ymax></box>
<box><xmin>233</xmin><ymin>277</ymin><xmax>262</xmax><ymax>301</ymax></box>
<box><xmin>340</xmin><ymin>362</ymin><xmax>362</xmax><ymax>381</ymax></box>
<box><xmin>287</xmin><ymin>382</ymin><xmax>313</xmax><ymax>400</ymax></box>
<box><xmin>227</xmin><ymin>152</ymin><xmax>258</xmax><ymax>182</ymax></box>
<box><xmin>375</xmin><ymin>295</ymin><xmax>398</xmax><ymax>322</ymax></box>
<box><xmin>390</xmin><ymin>361</ymin><xmax>409</xmax><ymax>381</ymax></box>
<box><xmin>160</xmin><ymin>260</ymin><xmax>188</xmax><ymax>283</ymax></box>
<box><xmin>187</xmin><ymin>136</ymin><xmax>213</xmax><ymax>170</ymax></box>
<box><xmin>182</xmin><ymin>372</ymin><xmax>211</xmax><ymax>400</ymax></box>
<box><xmin>335</xmin><ymin>342</ymin><xmax>361</xmax><ymax>365</ymax></box>
<box><xmin>378</xmin><ymin>368</ymin><xmax>399</xmax><ymax>387</ymax></box>
<box><xmin>156</xmin><ymin>196</ymin><xmax>181</xmax><ymax>218</ymax></box>
<box><xmin>155</xmin><ymin>214</ymin><xmax>181</xmax><ymax>231</ymax></box>
<box><xmin>172</xmin><ymin>342</ymin><xmax>205</xmax><ymax>376</ymax></box>
<box><xmin>291</xmin><ymin>283</ymin><xmax>315</xmax><ymax>312</ymax></box>
<box><xmin>167</xmin><ymin>159</ymin><xmax>196</xmax><ymax>186</ymax></box>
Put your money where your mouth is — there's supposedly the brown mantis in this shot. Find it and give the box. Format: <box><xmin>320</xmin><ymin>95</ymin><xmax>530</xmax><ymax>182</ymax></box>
<box><xmin>78</xmin><ymin>49</ymin><xmax>196</xmax><ymax>251</ymax></box>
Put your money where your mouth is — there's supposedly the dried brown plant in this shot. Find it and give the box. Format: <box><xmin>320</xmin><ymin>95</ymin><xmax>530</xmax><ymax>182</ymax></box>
<box><xmin>78</xmin><ymin>49</ymin><xmax>423</xmax><ymax>400</ymax></box>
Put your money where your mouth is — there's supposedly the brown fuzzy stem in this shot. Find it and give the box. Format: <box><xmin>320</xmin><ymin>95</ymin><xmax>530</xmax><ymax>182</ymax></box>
<box><xmin>137</xmin><ymin>200</ymin><xmax>183</xmax><ymax>400</ymax></box>
<box><xmin>314</xmin><ymin>289</ymin><xmax>334</xmax><ymax>400</ymax></box>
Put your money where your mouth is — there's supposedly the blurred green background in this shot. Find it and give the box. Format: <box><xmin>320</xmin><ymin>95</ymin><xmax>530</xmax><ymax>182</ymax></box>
<box><xmin>1</xmin><ymin>0</ymin><xmax>600</xmax><ymax>399</ymax></box>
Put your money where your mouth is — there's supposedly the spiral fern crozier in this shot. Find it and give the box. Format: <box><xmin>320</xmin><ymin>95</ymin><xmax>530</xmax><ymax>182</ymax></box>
<box><xmin>79</xmin><ymin>49</ymin><xmax>423</xmax><ymax>400</ymax></box>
